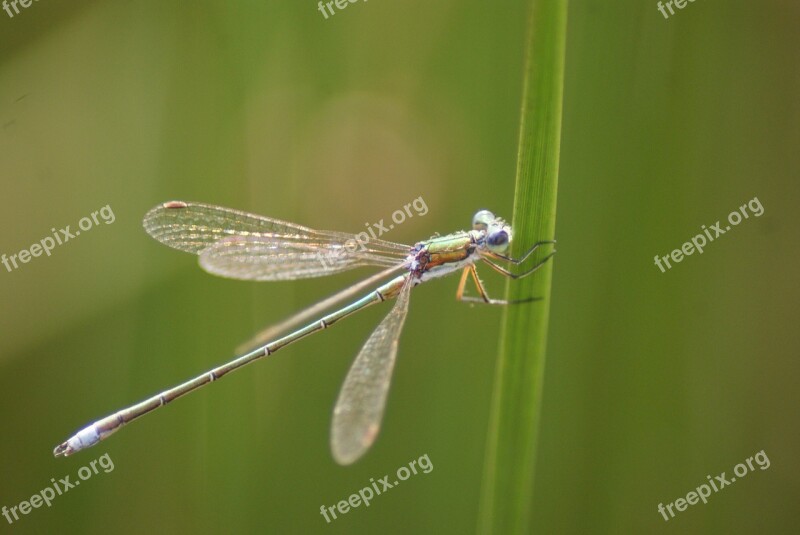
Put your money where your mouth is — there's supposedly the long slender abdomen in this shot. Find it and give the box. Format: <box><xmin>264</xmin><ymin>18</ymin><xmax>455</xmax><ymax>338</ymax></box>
<box><xmin>53</xmin><ymin>274</ymin><xmax>410</xmax><ymax>457</ymax></box>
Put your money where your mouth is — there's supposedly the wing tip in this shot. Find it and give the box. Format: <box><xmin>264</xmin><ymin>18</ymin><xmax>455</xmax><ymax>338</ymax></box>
<box><xmin>331</xmin><ymin>444</ymin><xmax>363</xmax><ymax>466</ymax></box>
<box><xmin>331</xmin><ymin>423</ymin><xmax>380</xmax><ymax>465</ymax></box>
<box><xmin>142</xmin><ymin>201</ymin><xmax>191</xmax><ymax>235</ymax></box>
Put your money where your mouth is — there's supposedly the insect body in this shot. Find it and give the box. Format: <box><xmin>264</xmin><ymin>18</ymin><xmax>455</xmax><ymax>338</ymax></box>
<box><xmin>54</xmin><ymin>203</ymin><xmax>554</xmax><ymax>464</ymax></box>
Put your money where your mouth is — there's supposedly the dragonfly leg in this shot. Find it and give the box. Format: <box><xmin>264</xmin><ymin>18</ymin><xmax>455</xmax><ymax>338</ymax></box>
<box><xmin>484</xmin><ymin>240</ymin><xmax>556</xmax><ymax>265</ymax></box>
<box><xmin>455</xmin><ymin>267</ymin><xmax>471</xmax><ymax>301</ymax></box>
<box><xmin>481</xmin><ymin>250</ymin><xmax>556</xmax><ymax>280</ymax></box>
<box><xmin>456</xmin><ymin>265</ymin><xmax>540</xmax><ymax>305</ymax></box>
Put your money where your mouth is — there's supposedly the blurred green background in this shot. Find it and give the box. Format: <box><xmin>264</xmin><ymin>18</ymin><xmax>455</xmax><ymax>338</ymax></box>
<box><xmin>1</xmin><ymin>1</ymin><xmax>797</xmax><ymax>533</ymax></box>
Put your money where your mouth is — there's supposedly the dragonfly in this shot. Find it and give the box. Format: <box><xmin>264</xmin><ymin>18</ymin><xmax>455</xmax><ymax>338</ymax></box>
<box><xmin>53</xmin><ymin>201</ymin><xmax>555</xmax><ymax>465</ymax></box>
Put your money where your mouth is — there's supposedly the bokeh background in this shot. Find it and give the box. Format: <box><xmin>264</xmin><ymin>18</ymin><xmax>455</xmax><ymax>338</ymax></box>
<box><xmin>1</xmin><ymin>1</ymin><xmax>798</xmax><ymax>533</ymax></box>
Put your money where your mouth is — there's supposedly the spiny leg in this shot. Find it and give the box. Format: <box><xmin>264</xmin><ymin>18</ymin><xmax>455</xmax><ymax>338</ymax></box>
<box><xmin>481</xmin><ymin>250</ymin><xmax>556</xmax><ymax>280</ymax></box>
<box><xmin>456</xmin><ymin>265</ymin><xmax>540</xmax><ymax>305</ymax></box>
<box><xmin>484</xmin><ymin>240</ymin><xmax>556</xmax><ymax>265</ymax></box>
<box><xmin>455</xmin><ymin>266</ymin><xmax>471</xmax><ymax>301</ymax></box>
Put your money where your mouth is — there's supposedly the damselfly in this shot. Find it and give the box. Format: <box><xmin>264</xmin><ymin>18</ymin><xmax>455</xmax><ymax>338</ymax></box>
<box><xmin>54</xmin><ymin>201</ymin><xmax>555</xmax><ymax>465</ymax></box>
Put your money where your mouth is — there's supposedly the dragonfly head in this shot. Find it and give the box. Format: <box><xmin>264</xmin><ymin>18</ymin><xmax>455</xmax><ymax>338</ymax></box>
<box><xmin>472</xmin><ymin>210</ymin><xmax>512</xmax><ymax>254</ymax></box>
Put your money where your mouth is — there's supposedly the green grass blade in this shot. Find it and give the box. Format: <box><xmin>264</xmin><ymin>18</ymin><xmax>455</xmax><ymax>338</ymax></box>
<box><xmin>477</xmin><ymin>0</ymin><xmax>567</xmax><ymax>533</ymax></box>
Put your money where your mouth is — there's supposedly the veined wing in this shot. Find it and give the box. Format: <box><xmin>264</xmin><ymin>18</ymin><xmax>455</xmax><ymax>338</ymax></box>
<box><xmin>143</xmin><ymin>201</ymin><xmax>411</xmax><ymax>281</ymax></box>
<box><xmin>236</xmin><ymin>264</ymin><xmax>407</xmax><ymax>354</ymax></box>
<box><xmin>331</xmin><ymin>277</ymin><xmax>414</xmax><ymax>465</ymax></box>
<box><xmin>198</xmin><ymin>235</ymin><xmax>405</xmax><ymax>281</ymax></box>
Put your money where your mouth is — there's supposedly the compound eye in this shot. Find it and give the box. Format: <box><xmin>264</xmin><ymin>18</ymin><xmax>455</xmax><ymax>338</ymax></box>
<box><xmin>487</xmin><ymin>229</ymin><xmax>509</xmax><ymax>253</ymax></box>
<box><xmin>472</xmin><ymin>210</ymin><xmax>495</xmax><ymax>231</ymax></box>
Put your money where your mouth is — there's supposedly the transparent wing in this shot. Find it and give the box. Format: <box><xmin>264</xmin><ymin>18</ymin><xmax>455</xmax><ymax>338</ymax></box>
<box><xmin>235</xmin><ymin>264</ymin><xmax>407</xmax><ymax>354</ymax></box>
<box><xmin>198</xmin><ymin>235</ymin><xmax>402</xmax><ymax>281</ymax></box>
<box><xmin>331</xmin><ymin>277</ymin><xmax>414</xmax><ymax>465</ymax></box>
<box><xmin>143</xmin><ymin>201</ymin><xmax>411</xmax><ymax>281</ymax></box>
